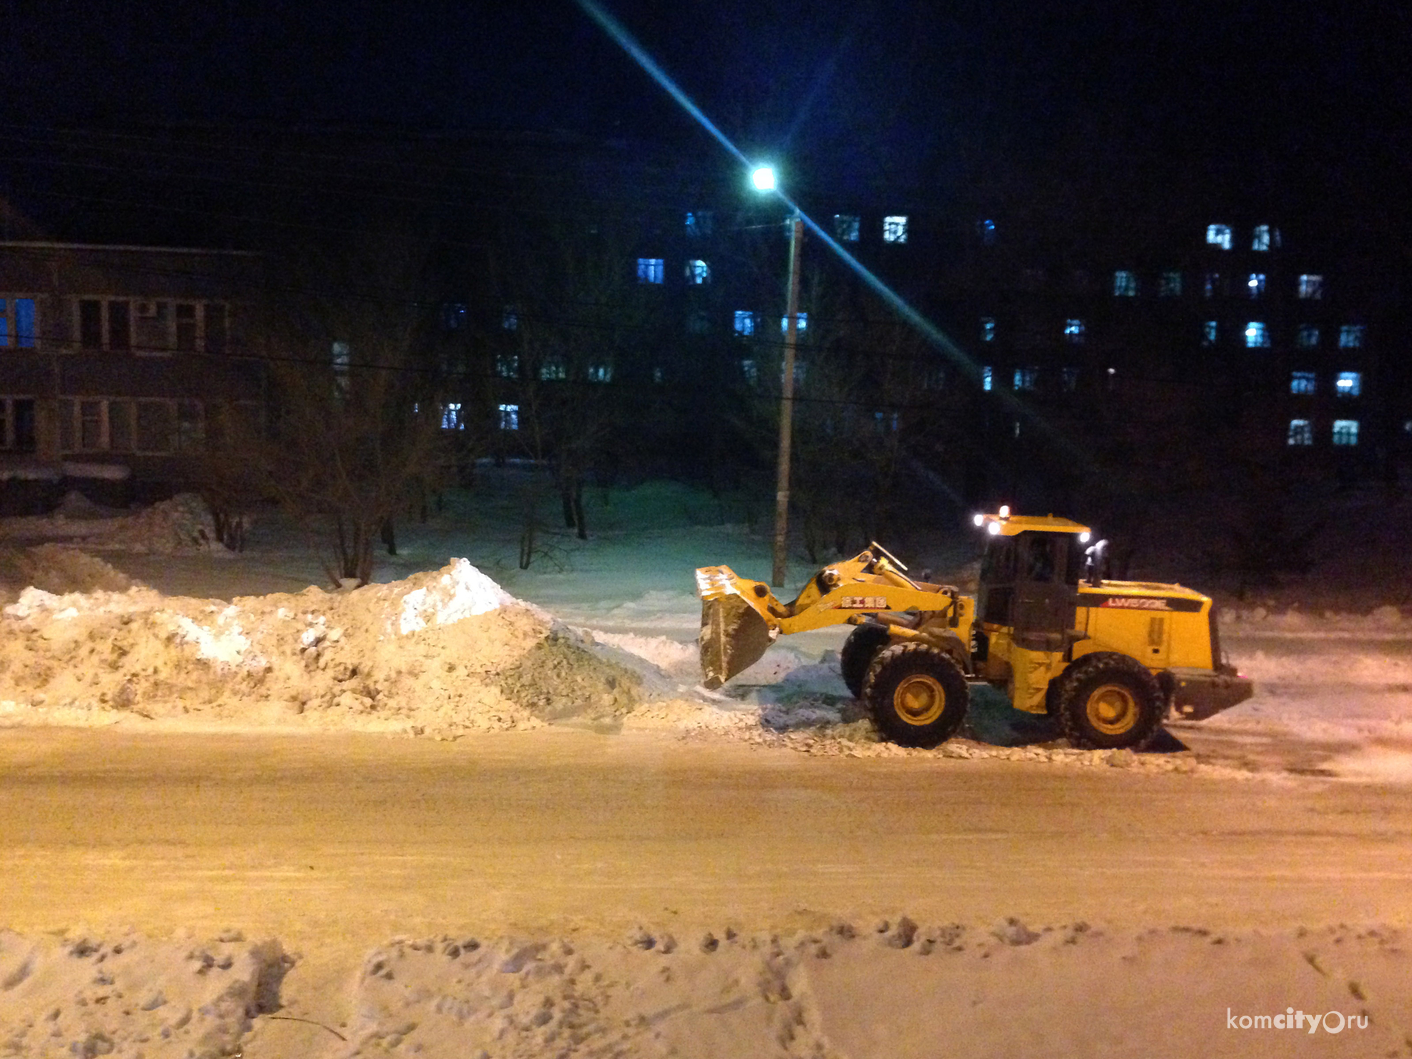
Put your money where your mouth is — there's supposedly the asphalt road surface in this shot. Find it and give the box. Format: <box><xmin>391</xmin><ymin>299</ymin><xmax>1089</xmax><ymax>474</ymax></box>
<box><xmin>4</xmin><ymin>727</ymin><xmax>1410</xmax><ymax>949</ymax></box>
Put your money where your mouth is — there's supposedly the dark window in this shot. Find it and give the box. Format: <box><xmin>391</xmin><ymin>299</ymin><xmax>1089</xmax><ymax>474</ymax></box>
<box><xmin>176</xmin><ymin>401</ymin><xmax>204</xmax><ymax>452</ymax></box>
<box><xmin>109</xmin><ymin>400</ymin><xmax>133</xmax><ymax>451</ymax></box>
<box><xmin>1023</xmin><ymin>535</ymin><xmax>1057</xmax><ymax>582</ymax></box>
<box><xmin>175</xmin><ymin>303</ymin><xmax>199</xmax><ymax>351</ymax></box>
<box><xmin>79</xmin><ymin>400</ymin><xmax>103</xmax><ymax>450</ymax></box>
<box><xmin>79</xmin><ymin>300</ymin><xmax>103</xmax><ymax>349</ymax></box>
<box><xmin>107</xmin><ymin>300</ymin><xmax>130</xmax><ymax>350</ymax></box>
<box><xmin>204</xmin><ymin>304</ymin><xmax>227</xmax><ymax>354</ymax></box>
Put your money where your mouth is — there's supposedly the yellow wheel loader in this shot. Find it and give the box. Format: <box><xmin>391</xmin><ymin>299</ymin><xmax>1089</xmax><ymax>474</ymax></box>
<box><xmin>695</xmin><ymin>510</ymin><xmax>1252</xmax><ymax>750</ymax></box>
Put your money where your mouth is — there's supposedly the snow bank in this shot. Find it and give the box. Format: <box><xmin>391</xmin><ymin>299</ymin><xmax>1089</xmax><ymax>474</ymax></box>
<box><xmin>0</xmin><ymin>930</ymin><xmax>287</xmax><ymax>1059</ymax></box>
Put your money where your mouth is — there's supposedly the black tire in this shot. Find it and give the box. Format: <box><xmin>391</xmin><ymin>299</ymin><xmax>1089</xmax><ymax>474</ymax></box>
<box><xmin>1056</xmin><ymin>653</ymin><xmax>1165</xmax><ymax>750</ymax></box>
<box><xmin>841</xmin><ymin>623</ymin><xmax>892</xmax><ymax>698</ymax></box>
<box><xmin>862</xmin><ymin>642</ymin><xmax>970</xmax><ymax>748</ymax></box>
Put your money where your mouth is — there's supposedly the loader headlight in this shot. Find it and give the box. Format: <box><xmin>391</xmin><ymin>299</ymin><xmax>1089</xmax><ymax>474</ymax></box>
<box><xmin>998</xmin><ymin>505</ymin><xmax>1010</xmax><ymax>519</ymax></box>
<box><xmin>1079</xmin><ymin>531</ymin><xmax>1091</xmax><ymax>543</ymax></box>
<box><xmin>972</xmin><ymin>513</ymin><xmax>985</xmax><ymax>527</ymax></box>
<box><xmin>987</xmin><ymin>521</ymin><xmax>1002</xmax><ymax>536</ymax></box>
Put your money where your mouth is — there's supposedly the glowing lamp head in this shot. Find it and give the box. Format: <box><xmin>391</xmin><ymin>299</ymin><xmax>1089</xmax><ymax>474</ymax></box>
<box><xmin>972</xmin><ymin>513</ymin><xmax>985</xmax><ymax>527</ymax></box>
<box><xmin>1079</xmin><ymin>531</ymin><xmax>1091</xmax><ymax>544</ymax></box>
<box><xmin>751</xmin><ymin>166</ymin><xmax>777</xmax><ymax>192</ymax></box>
<box><xmin>987</xmin><ymin>521</ymin><xmax>1002</xmax><ymax>536</ymax></box>
<box><xmin>998</xmin><ymin>505</ymin><xmax>1011</xmax><ymax>519</ymax></box>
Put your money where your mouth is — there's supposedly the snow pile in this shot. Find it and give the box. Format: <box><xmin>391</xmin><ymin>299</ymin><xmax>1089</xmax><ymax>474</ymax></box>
<box><xmin>0</xmin><ymin>557</ymin><xmax>720</xmax><ymax>737</ymax></box>
<box><xmin>0</xmin><ymin>929</ymin><xmax>287</xmax><ymax>1059</ymax></box>
<box><xmin>397</xmin><ymin>557</ymin><xmax>516</xmax><ymax>634</ymax></box>
<box><xmin>77</xmin><ymin>492</ymin><xmax>225</xmax><ymax>554</ymax></box>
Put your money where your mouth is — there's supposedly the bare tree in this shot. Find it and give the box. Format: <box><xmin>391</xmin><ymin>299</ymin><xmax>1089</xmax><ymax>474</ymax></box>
<box><xmin>255</xmin><ymin>229</ymin><xmax>457</xmax><ymax>586</ymax></box>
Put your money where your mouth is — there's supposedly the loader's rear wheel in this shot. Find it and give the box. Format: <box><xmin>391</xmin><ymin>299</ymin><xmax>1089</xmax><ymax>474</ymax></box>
<box><xmin>863</xmin><ymin>643</ymin><xmax>970</xmax><ymax>748</ymax></box>
<box><xmin>1056</xmin><ymin>653</ymin><xmax>1164</xmax><ymax>750</ymax></box>
<box><xmin>841</xmin><ymin>623</ymin><xmax>892</xmax><ymax>698</ymax></box>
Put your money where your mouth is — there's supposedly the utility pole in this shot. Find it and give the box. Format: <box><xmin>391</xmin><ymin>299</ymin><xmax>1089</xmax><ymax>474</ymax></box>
<box><xmin>772</xmin><ymin>212</ymin><xmax>803</xmax><ymax>588</ymax></box>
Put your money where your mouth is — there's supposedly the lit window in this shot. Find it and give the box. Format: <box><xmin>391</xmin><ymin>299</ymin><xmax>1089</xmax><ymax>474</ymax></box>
<box><xmin>977</xmin><ymin>219</ymin><xmax>996</xmax><ymax>245</ymax></box>
<box><xmin>981</xmin><ymin>317</ymin><xmax>995</xmax><ymax>342</ymax></box>
<box><xmin>874</xmin><ymin>410</ymin><xmax>900</xmax><ymax>431</ymax></box>
<box><xmin>587</xmin><ymin>364</ymin><xmax>613</xmax><ymax>383</ymax></box>
<box><xmin>501</xmin><ymin>306</ymin><xmax>518</xmax><ymax>331</ymax></box>
<box><xmin>1247</xmin><ymin>273</ymin><xmax>1266</xmax><ymax>298</ymax></box>
<box><xmin>685</xmin><ymin>210</ymin><xmax>713</xmax><ymax>237</ymax></box>
<box><xmin>1287</xmin><ymin>419</ymin><xmax>1313</xmax><ymax>446</ymax></box>
<box><xmin>1202</xmin><ymin>321</ymin><xmax>1218</xmax><ymax>346</ymax></box>
<box><xmin>540</xmin><ymin>357</ymin><xmax>567</xmax><ymax>381</ymax></box>
<box><xmin>733</xmin><ymin>310</ymin><xmax>755</xmax><ymax>336</ymax></box>
<box><xmin>1297</xmin><ymin>274</ymin><xmax>1323</xmax><ymax>299</ymax></box>
<box><xmin>882</xmin><ymin>215</ymin><xmax>908</xmax><ymax>243</ymax></box>
<box><xmin>1332</xmin><ymin>419</ymin><xmax>1359</xmax><ymax>446</ymax></box>
<box><xmin>740</xmin><ymin>359</ymin><xmax>758</xmax><ymax>386</ymax></box>
<box><xmin>1338</xmin><ymin>325</ymin><xmax>1365</xmax><ymax>348</ymax></box>
<box><xmin>1113</xmin><ymin>271</ymin><xmax>1138</xmax><ymax>297</ymax></box>
<box><xmin>982</xmin><ymin>366</ymin><xmax>993</xmax><ymax>392</ymax></box>
<box><xmin>1252</xmin><ymin>225</ymin><xmax>1280</xmax><ymax>251</ymax></box>
<box><xmin>1158</xmin><ymin>271</ymin><xmax>1182</xmax><ymax>297</ymax></box>
<box><xmin>442</xmin><ymin>302</ymin><xmax>468</xmax><ymax>330</ymax></box>
<box><xmin>779</xmin><ymin>313</ymin><xmax>808</xmax><ymax>333</ymax></box>
<box><xmin>1296</xmin><ymin>325</ymin><xmax>1319</xmax><ymax>348</ymax></box>
<box><xmin>1204</xmin><ymin>272</ymin><xmax>1222</xmax><ymax>298</ymax></box>
<box><xmin>495</xmin><ymin>354</ymin><xmax>519</xmax><ymax>378</ymax></box>
<box><xmin>1206</xmin><ymin>224</ymin><xmax>1232</xmax><ymax>250</ymax></box>
<box><xmin>793</xmin><ymin>360</ymin><xmax>807</xmax><ymax>387</ymax></box>
<box><xmin>686</xmin><ymin>259</ymin><xmax>710</xmax><ymax>284</ymax></box>
<box><xmin>16</xmin><ymin>298</ymin><xmax>33</xmax><ymax>346</ymax></box>
<box><xmin>1244</xmin><ymin>322</ymin><xmax>1270</xmax><ymax>348</ymax></box>
<box><xmin>497</xmin><ymin>403</ymin><xmax>519</xmax><ymax>431</ymax></box>
<box><xmin>833</xmin><ymin>215</ymin><xmax>860</xmax><ymax>242</ymax></box>
<box><xmin>331</xmin><ymin>341</ymin><xmax>351</xmax><ymax>373</ymax></box>
<box><xmin>1335</xmin><ymin>371</ymin><xmax>1361</xmax><ymax>397</ymax></box>
<box><xmin>1013</xmin><ymin>366</ymin><xmax>1039</xmax><ymax>391</ymax></box>
<box><xmin>1290</xmin><ymin>371</ymin><xmax>1316</xmax><ymax>395</ymax></box>
<box><xmin>652</xmin><ymin>366</ymin><xmax>664</xmax><ymax>384</ymax></box>
<box><xmin>1064</xmin><ymin>319</ymin><xmax>1085</xmax><ymax>344</ymax></box>
<box><xmin>1061</xmin><ymin>366</ymin><xmax>1079</xmax><ymax>392</ymax></box>
<box><xmin>636</xmin><ymin>258</ymin><xmax>665</xmax><ymax>284</ymax></box>
<box><xmin>443</xmin><ymin>403</ymin><xmax>464</xmax><ymax>430</ymax></box>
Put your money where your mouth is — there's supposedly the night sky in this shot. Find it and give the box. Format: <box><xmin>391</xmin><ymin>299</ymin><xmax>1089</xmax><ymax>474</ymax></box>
<box><xmin>1</xmin><ymin>1</ymin><xmax>1405</xmax><ymax>209</ymax></box>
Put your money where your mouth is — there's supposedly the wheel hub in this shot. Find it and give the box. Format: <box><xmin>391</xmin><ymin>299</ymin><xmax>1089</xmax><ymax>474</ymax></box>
<box><xmin>893</xmin><ymin>674</ymin><xmax>946</xmax><ymax>726</ymax></box>
<box><xmin>1086</xmin><ymin>683</ymin><xmax>1138</xmax><ymax>735</ymax></box>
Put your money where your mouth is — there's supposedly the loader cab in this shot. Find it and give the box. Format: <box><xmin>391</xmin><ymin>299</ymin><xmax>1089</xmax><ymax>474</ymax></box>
<box><xmin>976</xmin><ymin>517</ymin><xmax>1089</xmax><ymax>651</ymax></box>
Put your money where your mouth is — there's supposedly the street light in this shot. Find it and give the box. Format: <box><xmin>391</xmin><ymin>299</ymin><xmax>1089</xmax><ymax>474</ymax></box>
<box><xmin>751</xmin><ymin>165</ymin><xmax>803</xmax><ymax>588</ymax></box>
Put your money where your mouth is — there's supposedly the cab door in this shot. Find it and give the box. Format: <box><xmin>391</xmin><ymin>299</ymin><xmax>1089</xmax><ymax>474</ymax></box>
<box><xmin>1009</xmin><ymin>532</ymin><xmax>1077</xmax><ymax>651</ymax></box>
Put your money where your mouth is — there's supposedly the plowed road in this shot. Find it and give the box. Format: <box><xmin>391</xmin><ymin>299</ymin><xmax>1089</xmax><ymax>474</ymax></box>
<box><xmin>3</xmin><ymin>728</ymin><xmax>1411</xmax><ymax>948</ymax></box>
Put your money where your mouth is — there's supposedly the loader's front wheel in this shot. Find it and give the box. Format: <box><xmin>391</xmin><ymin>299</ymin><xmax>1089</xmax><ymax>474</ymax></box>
<box><xmin>1056</xmin><ymin>653</ymin><xmax>1164</xmax><ymax>750</ymax></box>
<box><xmin>863</xmin><ymin>643</ymin><xmax>969</xmax><ymax>748</ymax></box>
<box><xmin>841</xmin><ymin>623</ymin><xmax>892</xmax><ymax>698</ymax></box>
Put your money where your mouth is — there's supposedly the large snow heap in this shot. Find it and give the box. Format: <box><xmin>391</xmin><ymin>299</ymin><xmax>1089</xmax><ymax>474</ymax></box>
<box><xmin>0</xmin><ymin>555</ymin><xmax>642</xmax><ymax>736</ymax></box>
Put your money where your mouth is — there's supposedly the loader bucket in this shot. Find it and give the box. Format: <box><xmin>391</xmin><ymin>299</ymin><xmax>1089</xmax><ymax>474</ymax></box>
<box><xmin>699</xmin><ymin>591</ymin><xmax>775</xmax><ymax>690</ymax></box>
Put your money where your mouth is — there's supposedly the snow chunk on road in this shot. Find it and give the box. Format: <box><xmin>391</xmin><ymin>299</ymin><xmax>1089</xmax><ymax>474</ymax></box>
<box><xmin>398</xmin><ymin>558</ymin><xmax>514</xmax><ymax>634</ymax></box>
